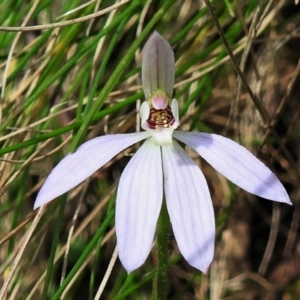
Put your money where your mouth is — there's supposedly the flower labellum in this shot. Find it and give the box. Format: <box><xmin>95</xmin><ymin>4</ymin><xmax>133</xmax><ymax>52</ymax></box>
<box><xmin>34</xmin><ymin>31</ymin><xmax>292</xmax><ymax>274</ymax></box>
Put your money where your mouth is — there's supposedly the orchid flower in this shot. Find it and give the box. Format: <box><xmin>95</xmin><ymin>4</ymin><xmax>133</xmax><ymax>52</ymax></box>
<box><xmin>34</xmin><ymin>32</ymin><xmax>291</xmax><ymax>274</ymax></box>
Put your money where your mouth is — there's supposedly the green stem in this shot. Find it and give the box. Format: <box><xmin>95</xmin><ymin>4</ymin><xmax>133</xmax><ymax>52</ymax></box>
<box><xmin>152</xmin><ymin>201</ymin><xmax>170</xmax><ymax>300</ymax></box>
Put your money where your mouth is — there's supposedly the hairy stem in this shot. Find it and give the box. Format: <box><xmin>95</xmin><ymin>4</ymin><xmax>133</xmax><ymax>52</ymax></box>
<box><xmin>152</xmin><ymin>201</ymin><xmax>170</xmax><ymax>300</ymax></box>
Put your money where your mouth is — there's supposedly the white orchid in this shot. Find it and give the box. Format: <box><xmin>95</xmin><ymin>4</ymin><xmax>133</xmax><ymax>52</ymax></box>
<box><xmin>34</xmin><ymin>32</ymin><xmax>291</xmax><ymax>273</ymax></box>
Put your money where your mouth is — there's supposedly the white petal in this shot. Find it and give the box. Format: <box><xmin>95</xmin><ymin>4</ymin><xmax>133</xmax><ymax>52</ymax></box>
<box><xmin>162</xmin><ymin>141</ymin><xmax>215</xmax><ymax>273</ymax></box>
<box><xmin>174</xmin><ymin>131</ymin><xmax>292</xmax><ymax>204</ymax></box>
<box><xmin>116</xmin><ymin>138</ymin><xmax>163</xmax><ymax>273</ymax></box>
<box><xmin>140</xmin><ymin>101</ymin><xmax>150</xmax><ymax>130</ymax></box>
<box><xmin>34</xmin><ymin>132</ymin><xmax>149</xmax><ymax>209</ymax></box>
<box><xmin>171</xmin><ymin>98</ymin><xmax>180</xmax><ymax>127</ymax></box>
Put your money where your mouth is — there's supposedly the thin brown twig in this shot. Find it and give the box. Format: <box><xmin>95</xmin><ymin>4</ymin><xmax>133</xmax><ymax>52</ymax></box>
<box><xmin>0</xmin><ymin>206</ymin><xmax>46</xmax><ymax>299</ymax></box>
<box><xmin>228</xmin><ymin>6</ymin><xmax>261</xmax><ymax>136</ymax></box>
<box><xmin>0</xmin><ymin>0</ymin><xmax>130</xmax><ymax>32</ymax></box>
<box><xmin>0</xmin><ymin>211</ymin><xmax>38</xmax><ymax>246</ymax></box>
<box><xmin>60</xmin><ymin>179</ymin><xmax>90</xmax><ymax>285</ymax></box>
<box><xmin>203</xmin><ymin>0</ymin><xmax>270</xmax><ymax>124</ymax></box>
<box><xmin>258</xmin><ymin>202</ymin><xmax>280</xmax><ymax>275</ymax></box>
<box><xmin>94</xmin><ymin>246</ymin><xmax>118</xmax><ymax>300</ymax></box>
<box><xmin>0</xmin><ymin>138</ymin><xmax>55</xmax><ymax>198</ymax></box>
<box><xmin>261</xmin><ymin>58</ymin><xmax>300</xmax><ymax>147</ymax></box>
<box><xmin>1</xmin><ymin>0</ymin><xmax>40</xmax><ymax>123</ymax></box>
<box><xmin>283</xmin><ymin>202</ymin><xmax>300</xmax><ymax>257</ymax></box>
<box><xmin>86</xmin><ymin>0</ymin><xmax>102</xmax><ymax>36</ymax></box>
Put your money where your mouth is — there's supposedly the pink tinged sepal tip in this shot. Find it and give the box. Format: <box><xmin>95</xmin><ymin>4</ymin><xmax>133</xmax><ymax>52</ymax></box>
<box><xmin>116</xmin><ymin>138</ymin><xmax>163</xmax><ymax>273</ymax></box>
<box><xmin>142</xmin><ymin>31</ymin><xmax>175</xmax><ymax>99</ymax></box>
<box><xmin>34</xmin><ymin>132</ymin><xmax>149</xmax><ymax>210</ymax></box>
<box><xmin>162</xmin><ymin>141</ymin><xmax>215</xmax><ymax>273</ymax></box>
<box><xmin>174</xmin><ymin>131</ymin><xmax>292</xmax><ymax>205</ymax></box>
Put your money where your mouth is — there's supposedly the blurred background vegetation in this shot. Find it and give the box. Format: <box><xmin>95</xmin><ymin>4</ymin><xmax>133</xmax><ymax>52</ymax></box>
<box><xmin>0</xmin><ymin>0</ymin><xmax>299</xmax><ymax>299</ymax></box>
